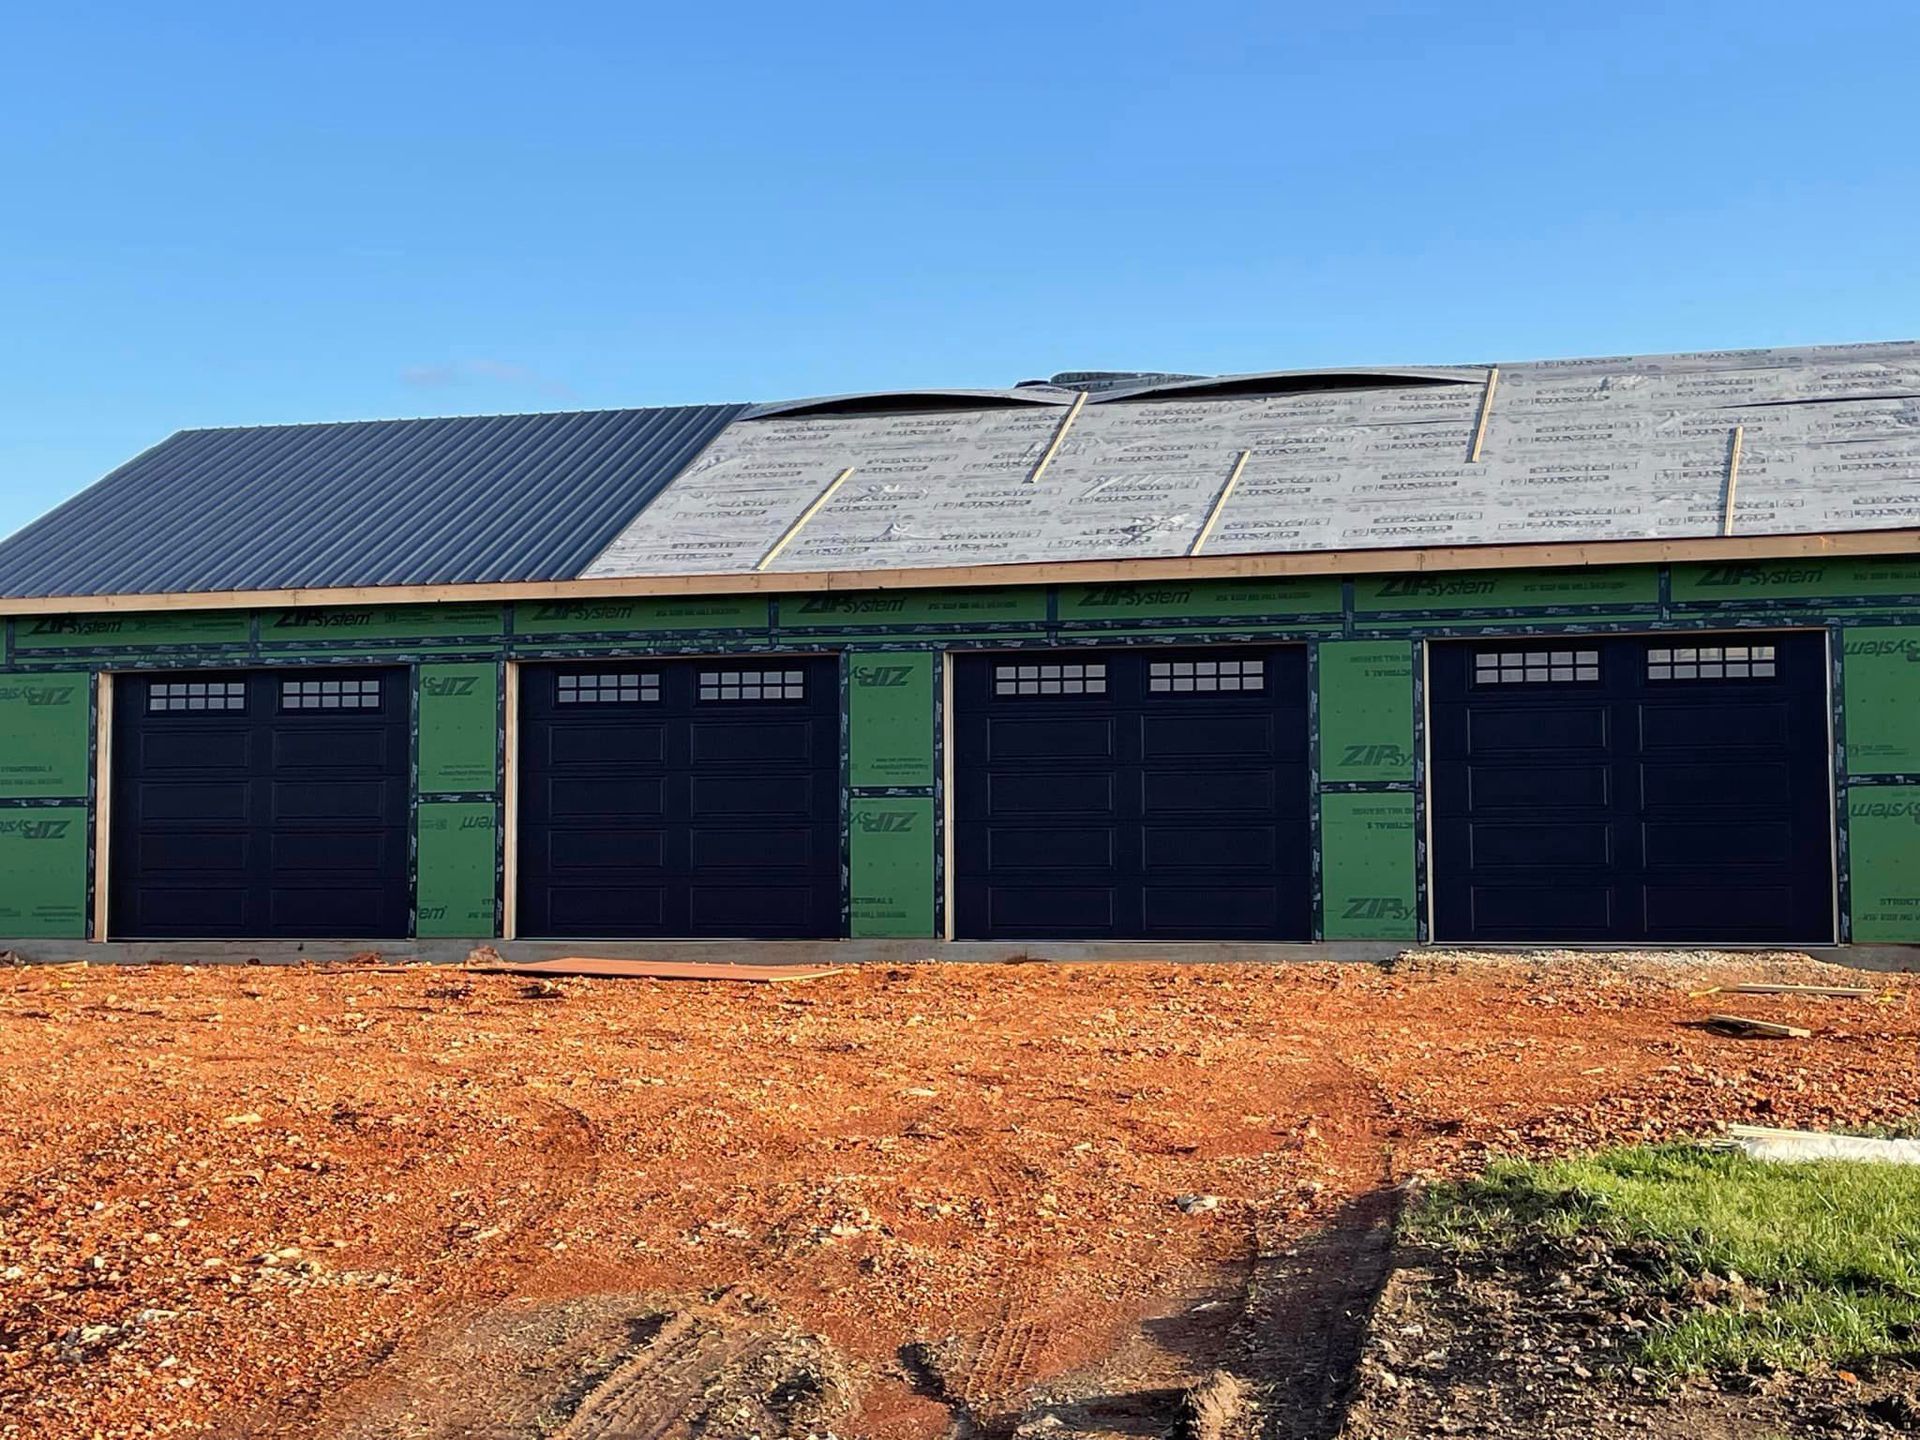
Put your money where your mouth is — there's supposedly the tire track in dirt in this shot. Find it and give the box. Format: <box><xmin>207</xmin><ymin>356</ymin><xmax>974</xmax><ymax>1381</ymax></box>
<box><xmin>890</xmin><ymin>1129</ymin><xmax>1056</xmax><ymax>1436</ymax></box>
<box><xmin>225</xmin><ymin>1071</ymin><xmax>609</xmax><ymax>1439</ymax></box>
<box><xmin>1225</xmin><ymin>1050</ymin><xmax>1400</xmax><ymax>1440</ymax></box>
<box><xmin>897</xmin><ymin>1040</ymin><xmax>1404</xmax><ymax>1440</ymax></box>
<box><xmin>547</xmin><ymin>1287</ymin><xmax>850</xmax><ymax>1440</ymax></box>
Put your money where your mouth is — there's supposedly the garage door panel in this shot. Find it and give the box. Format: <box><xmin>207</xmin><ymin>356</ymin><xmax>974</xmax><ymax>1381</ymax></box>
<box><xmin>1466</xmin><ymin>705</ymin><xmax>1609</xmax><ymax>754</ymax></box>
<box><xmin>691</xmin><ymin>774</ymin><xmax>817</xmax><ymax>817</ymax></box>
<box><xmin>136</xmin><ymin>832</ymin><xmax>250</xmax><ymax>872</ymax></box>
<box><xmin>1139</xmin><ymin>713</ymin><xmax>1273</xmax><ymax>758</ymax></box>
<box><xmin>547</xmin><ymin>886</ymin><xmax>670</xmax><ymax>931</ymax></box>
<box><xmin>270</xmin><ymin>779</ymin><xmax>394</xmax><ymax>822</ymax></box>
<box><xmin>272</xmin><ymin>729</ymin><xmax>393</xmax><ymax>769</ymax></box>
<box><xmin>689</xmin><ymin>718</ymin><xmax>817</xmax><ymax>763</ymax></box>
<box><xmin>1143</xmin><ymin>769</ymin><xmax>1275</xmax><ymax>813</ymax></box>
<box><xmin>545</xmin><ymin>829</ymin><xmax>668</xmax><ymax>870</ymax></box>
<box><xmin>991</xmin><ymin>827</ymin><xmax>1114</xmax><ymax>869</ymax></box>
<box><xmin>1143</xmin><ymin>824</ymin><xmax>1278</xmax><ymax>869</ymax></box>
<box><xmin>1470</xmin><ymin>821</ymin><xmax>1612</xmax><ymax>868</ymax></box>
<box><xmin>519</xmin><ymin>660</ymin><xmax>839</xmax><ymax>938</ymax></box>
<box><xmin>988</xmin><ymin>771</ymin><xmax>1114</xmax><ymax>815</ymax></box>
<box><xmin>134</xmin><ymin>781</ymin><xmax>251</xmax><ymax>822</ymax></box>
<box><xmin>1472</xmin><ymin>883</ymin><xmax>1616</xmax><ymax>932</ymax></box>
<box><xmin>1640</xmin><ymin>702</ymin><xmax>1789</xmax><ymax>750</ymax></box>
<box><xmin>690</xmin><ymin>827</ymin><xmax>818</xmax><ymax>869</ymax></box>
<box><xmin>689</xmin><ymin>885</ymin><xmax>818</xmax><ymax>931</ymax></box>
<box><xmin>269</xmin><ymin>831</ymin><xmax>398</xmax><ymax>873</ymax></box>
<box><xmin>138</xmin><ymin>729</ymin><xmax>251</xmax><ymax>770</ymax></box>
<box><xmin>1144</xmin><ymin>886</ymin><xmax>1281</xmax><ymax>931</ymax></box>
<box><xmin>988</xmin><ymin>716</ymin><xmax>1116</xmax><ymax>761</ymax></box>
<box><xmin>548</xmin><ymin>724</ymin><xmax>667</xmax><ymax>766</ymax></box>
<box><xmin>988</xmin><ymin>886</ymin><xmax>1118</xmax><ymax>931</ymax></box>
<box><xmin>957</xmin><ymin>647</ymin><xmax>1309</xmax><ymax>940</ymax></box>
<box><xmin>1432</xmin><ymin>634</ymin><xmax>1832</xmax><ymax>944</ymax></box>
<box><xmin>1642</xmin><ymin>885</ymin><xmax>1792</xmax><ymax>935</ymax></box>
<box><xmin>1469</xmin><ymin>763</ymin><xmax>1610</xmax><ymax>810</ymax></box>
<box><xmin>547</xmin><ymin>776</ymin><xmax>666</xmax><ymax>819</ymax></box>
<box><xmin>129</xmin><ymin>886</ymin><xmax>252</xmax><ymax>932</ymax></box>
<box><xmin>1640</xmin><ymin>760</ymin><xmax>1789</xmax><ymax>808</ymax></box>
<box><xmin>269</xmin><ymin>887</ymin><xmax>395</xmax><ymax>931</ymax></box>
<box><xmin>1642</xmin><ymin>820</ymin><xmax>1792</xmax><ymax>867</ymax></box>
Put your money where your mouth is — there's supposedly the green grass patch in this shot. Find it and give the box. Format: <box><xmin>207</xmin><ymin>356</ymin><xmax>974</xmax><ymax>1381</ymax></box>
<box><xmin>1410</xmin><ymin>1145</ymin><xmax>1920</xmax><ymax>1375</ymax></box>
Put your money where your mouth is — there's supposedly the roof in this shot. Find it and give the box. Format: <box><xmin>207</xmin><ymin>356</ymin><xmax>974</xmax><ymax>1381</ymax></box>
<box><xmin>5</xmin><ymin>340</ymin><xmax>1920</xmax><ymax>603</ymax></box>
<box><xmin>584</xmin><ymin>340</ymin><xmax>1920</xmax><ymax>577</ymax></box>
<box><xmin>0</xmin><ymin>404</ymin><xmax>744</xmax><ymax>598</ymax></box>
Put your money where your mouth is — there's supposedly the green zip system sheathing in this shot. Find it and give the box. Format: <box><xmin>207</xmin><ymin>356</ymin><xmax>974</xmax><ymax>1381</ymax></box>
<box><xmin>847</xmin><ymin>653</ymin><xmax>938</xmax><ymax>938</ymax></box>
<box><xmin>416</xmin><ymin>802</ymin><xmax>499</xmax><ymax>939</ymax></box>
<box><xmin>4</xmin><ymin>559</ymin><xmax>1918</xmax><ymax>946</ymax></box>
<box><xmin>0</xmin><ymin>672</ymin><xmax>91</xmax><ymax>936</ymax></box>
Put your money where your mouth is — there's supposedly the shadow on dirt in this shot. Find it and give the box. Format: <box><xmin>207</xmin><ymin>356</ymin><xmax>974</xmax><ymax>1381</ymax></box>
<box><xmin>898</xmin><ymin>1188</ymin><xmax>1402</xmax><ymax>1440</ymax></box>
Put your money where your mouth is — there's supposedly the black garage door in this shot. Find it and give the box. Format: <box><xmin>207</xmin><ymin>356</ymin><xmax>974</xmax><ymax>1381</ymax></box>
<box><xmin>517</xmin><ymin>659</ymin><xmax>841</xmax><ymax>938</ymax></box>
<box><xmin>1430</xmin><ymin>633</ymin><xmax>1834</xmax><ymax>944</ymax></box>
<box><xmin>111</xmin><ymin>669</ymin><xmax>410</xmax><ymax>938</ymax></box>
<box><xmin>954</xmin><ymin>647</ymin><xmax>1310</xmax><ymax>940</ymax></box>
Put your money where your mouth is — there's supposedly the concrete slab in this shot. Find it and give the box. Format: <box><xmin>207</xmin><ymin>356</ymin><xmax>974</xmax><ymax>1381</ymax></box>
<box><xmin>4</xmin><ymin>938</ymin><xmax>1916</xmax><ymax>971</ymax></box>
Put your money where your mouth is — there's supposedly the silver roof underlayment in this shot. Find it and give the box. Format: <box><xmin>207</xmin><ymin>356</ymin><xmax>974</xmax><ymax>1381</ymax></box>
<box><xmin>3</xmin><ymin>340</ymin><xmax>1919</xmax><ymax>602</ymax></box>
<box><xmin>586</xmin><ymin>339</ymin><xmax>1920</xmax><ymax>579</ymax></box>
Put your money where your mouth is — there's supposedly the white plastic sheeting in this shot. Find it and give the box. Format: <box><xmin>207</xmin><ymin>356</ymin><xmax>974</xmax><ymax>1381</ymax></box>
<box><xmin>1720</xmin><ymin>1124</ymin><xmax>1920</xmax><ymax>1166</ymax></box>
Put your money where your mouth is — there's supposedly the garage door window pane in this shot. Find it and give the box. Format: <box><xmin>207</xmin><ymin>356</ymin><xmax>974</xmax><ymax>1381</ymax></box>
<box><xmin>1472</xmin><ymin>649</ymin><xmax>1599</xmax><ymax>685</ymax></box>
<box><xmin>149</xmin><ymin>680</ymin><xmax>246</xmax><ymax>713</ymax></box>
<box><xmin>993</xmin><ymin>662</ymin><xmax>1107</xmax><ymax>696</ymax></box>
<box><xmin>698</xmin><ymin>669</ymin><xmax>805</xmax><ymax>702</ymax></box>
<box><xmin>281</xmin><ymin>678</ymin><xmax>383</xmax><ymax>711</ymax></box>
<box><xmin>1648</xmin><ymin>643</ymin><xmax>1776</xmax><ymax>681</ymax></box>
<box><xmin>556</xmin><ymin>672</ymin><xmax>659</xmax><ymax>704</ymax></box>
<box><xmin>1148</xmin><ymin>658</ymin><xmax>1265</xmax><ymax>693</ymax></box>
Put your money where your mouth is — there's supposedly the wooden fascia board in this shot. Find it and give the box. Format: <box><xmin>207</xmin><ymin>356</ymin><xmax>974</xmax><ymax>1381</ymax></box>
<box><xmin>1</xmin><ymin>529</ymin><xmax>1916</xmax><ymax>617</ymax></box>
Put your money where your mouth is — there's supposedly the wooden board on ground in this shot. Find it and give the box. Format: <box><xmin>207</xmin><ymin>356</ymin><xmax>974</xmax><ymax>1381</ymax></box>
<box><xmin>466</xmin><ymin>956</ymin><xmax>848</xmax><ymax>984</ymax></box>
<box><xmin>1705</xmin><ymin>1013</ymin><xmax>1813</xmax><ymax>1039</ymax></box>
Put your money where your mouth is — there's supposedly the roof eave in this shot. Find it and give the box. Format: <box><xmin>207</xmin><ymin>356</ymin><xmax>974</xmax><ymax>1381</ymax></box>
<box><xmin>0</xmin><ymin>528</ymin><xmax>1911</xmax><ymax>617</ymax></box>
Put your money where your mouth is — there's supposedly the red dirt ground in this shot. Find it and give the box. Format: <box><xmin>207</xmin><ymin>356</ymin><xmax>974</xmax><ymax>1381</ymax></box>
<box><xmin>0</xmin><ymin>952</ymin><xmax>1915</xmax><ymax>1439</ymax></box>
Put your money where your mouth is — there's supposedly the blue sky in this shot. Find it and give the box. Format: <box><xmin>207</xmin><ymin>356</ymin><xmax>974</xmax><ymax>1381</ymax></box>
<box><xmin>3</xmin><ymin>1</ymin><xmax>1917</xmax><ymax>536</ymax></box>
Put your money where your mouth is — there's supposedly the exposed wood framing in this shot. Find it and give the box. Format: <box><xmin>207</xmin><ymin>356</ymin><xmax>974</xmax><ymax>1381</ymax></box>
<box><xmin>500</xmin><ymin>660</ymin><xmax>521</xmax><ymax>942</ymax></box>
<box><xmin>3</xmin><ymin>527</ymin><xmax>1919</xmax><ymax>618</ymax></box>
<box><xmin>92</xmin><ymin>672</ymin><xmax>113</xmax><ymax>943</ymax></box>
<box><xmin>755</xmin><ymin>467</ymin><xmax>856</xmax><ymax>572</ymax></box>
<box><xmin>1468</xmin><ymin>367</ymin><xmax>1499</xmax><ymax>463</ymax></box>
<box><xmin>1188</xmin><ymin>450</ymin><xmax>1251</xmax><ymax>557</ymax></box>
<box><xmin>1722</xmin><ymin>425</ymin><xmax>1745</xmax><ymax>536</ymax></box>
<box><xmin>1025</xmin><ymin>390</ymin><xmax>1086</xmax><ymax>485</ymax></box>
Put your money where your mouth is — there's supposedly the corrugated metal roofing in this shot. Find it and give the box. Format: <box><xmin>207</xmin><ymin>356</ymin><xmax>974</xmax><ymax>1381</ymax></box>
<box><xmin>0</xmin><ymin>404</ymin><xmax>744</xmax><ymax>598</ymax></box>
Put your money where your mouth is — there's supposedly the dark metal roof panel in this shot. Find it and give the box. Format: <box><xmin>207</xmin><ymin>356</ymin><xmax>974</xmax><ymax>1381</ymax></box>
<box><xmin>0</xmin><ymin>405</ymin><xmax>745</xmax><ymax>598</ymax></box>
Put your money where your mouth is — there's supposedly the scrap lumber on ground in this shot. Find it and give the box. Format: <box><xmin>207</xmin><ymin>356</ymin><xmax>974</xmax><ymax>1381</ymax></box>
<box><xmin>465</xmin><ymin>954</ymin><xmax>848</xmax><ymax>983</ymax></box>
<box><xmin>1704</xmin><ymin>1013</ymin><xmax>1814</xmax><ymax>1039</ymax></box>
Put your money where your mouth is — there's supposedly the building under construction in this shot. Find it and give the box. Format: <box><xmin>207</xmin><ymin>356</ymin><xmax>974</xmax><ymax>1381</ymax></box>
<box><xmin>0</xmin><ymin>340</ymin><xmax>1916</xmax><ymax>954</ymax></box>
